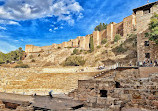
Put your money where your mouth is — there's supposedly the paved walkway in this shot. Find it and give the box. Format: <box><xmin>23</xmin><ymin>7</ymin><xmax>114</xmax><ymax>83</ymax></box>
<box><xmin>0</xmin><ymin>92</ymin><xmax>83</xmax><ymax>110</ymax></box>
<box><xmin>122</xmin><ymin>108</ymin><xmax>149</xmax><ymax>111</ymax></box>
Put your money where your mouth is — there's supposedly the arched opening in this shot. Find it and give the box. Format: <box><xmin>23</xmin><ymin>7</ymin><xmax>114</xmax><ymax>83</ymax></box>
<box><xmin>100</xmin><ymin>90</ymin><xmax>107</xmax><ymax>97</ymax></box>
<box><xmin>115</xmin><ymin>81</ymin><xmax>121</xmax><ymax>88</ymax></box>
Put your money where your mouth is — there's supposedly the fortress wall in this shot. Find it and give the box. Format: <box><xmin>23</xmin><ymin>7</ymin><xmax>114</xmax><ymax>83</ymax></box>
<box><xmin>99</xmin><ymin>29</ymin><xmax>107</xmax><ymax>42</ymax></box>
<box><xmin>72</xmin><ymin>38</ymin><xmax>79</xmax><ymax>48</ymax></box>
<box><xmin>67</xmin><ymin>41</ymin><xmax>73</xmax><ymax>47</ymax></box>
<box><xmin>106</xmin><ymin>23</ymin><xmax>114</xmax><ymax>42</ymax></box>
<box><xmin>56</xmin><ymin>44</ymin><xmax>62</xmax><ymax>48</ymax></box>
<box><xmin>61</xmin><ymin>42</ymin><xmax>68</xmax><ymax>48</ymax></box>
<box><xmin>85</xmin><ymin>35</ymin><xmax>90</xmax><ymax>50</ymax></box>
<box><xmin>52</xmin><ymin>43</ymin><xmax>58</xmax><ymax>48</ymax></box>
<box><xmin>25</xmin><ymin>45</ymin><xmax>41</xmax><ymax>53</ymax></box>
<box><xmin>93</xmin><ymin>31</ymin><xmax>100</xmax><ymax>47</ymax></box>
<box><xmin>113</xmin><ymin>22</ymin><xmax>123</xmax><ymax>38</ymax></box>
<box><xmin>41</xmin><ymin>45</ymin><xmax>52</xmax><ymax>51</ymax></box>
<box><xmin>123</xmin><ymin>15</ymin><xmax>136</xmax><ymax>37</ymax></box>
<box><xmin>79</xmin><ymin>36</ymin><xmax>86</xmax><ymax>49</ymax></box>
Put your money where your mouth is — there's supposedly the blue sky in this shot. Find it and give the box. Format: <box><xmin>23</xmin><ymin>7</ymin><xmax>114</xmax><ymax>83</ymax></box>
<box><xmin>0</xmin><ymin>0</ymin><xmax>157</xmax><ymax>53</ymax></box>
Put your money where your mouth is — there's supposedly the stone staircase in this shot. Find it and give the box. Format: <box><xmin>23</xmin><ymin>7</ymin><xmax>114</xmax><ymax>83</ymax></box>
<box><xmin>93</xmin><ymin>64</ymin><xmax>118</xmax><ymax>78</ymax></box>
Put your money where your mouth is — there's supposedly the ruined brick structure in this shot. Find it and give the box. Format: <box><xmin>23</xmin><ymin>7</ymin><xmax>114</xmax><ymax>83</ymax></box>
<box><xmin>69</xmin><ymin>67</ymin><xmax>158</xmax><ymax>110</ymax></box>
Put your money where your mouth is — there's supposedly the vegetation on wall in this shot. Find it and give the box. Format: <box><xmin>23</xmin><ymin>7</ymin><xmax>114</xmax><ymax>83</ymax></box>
<box><xmin>145</xmin><ymin>13</ymin><xmax>158</xmax><ymax>44</ymax></box>
<box><xmin>89</xmin><ymin>36</ymin><xmax>94</xmax><ymax>52</ymax></box>
<box><xmin>72</xmin><ymin>48</ymin><xmax>80</xmax><ymax>55</ymax></box>
<box><xmin>112</xmin><ymin>44</ymin><xmax>127</xmax><ymax>54</ymax></box>
<box><xmin>101</xmin><ymin>38</ymin><xmax>107</xmax><ymax>44</ymax></box>
<box><xmin>94</xmin><ymin>23</ymin><xmax>107</xmax><ymax>31</ymax></box>
<box><xmin>112</xmin><ymin>34</ymin><xmax>137</xmax><ymax>55</ymax></box>
<box><xmin>114</xmin><ymin>34</ymin><xmax>121</xmax><ymax>42</ymax></box>
<box><xmin>64</xmin><ymin>56</ymin><xmax>86</xmax><ymax>66</ymax></box>
<box><xmin>0</xmin><ymin>47</ymin><xmax>24</xmax><ymax>64</ymax></box>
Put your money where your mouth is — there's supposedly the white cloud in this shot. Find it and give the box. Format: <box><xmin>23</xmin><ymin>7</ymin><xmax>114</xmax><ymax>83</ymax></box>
<box><xmin>0</xmin><ymin>40</ymin><xmax>17</xmax><ymax>53</ymax></box>
<box><xmin>51</xmin><ymin>25</ymin><xmax>54</xmax><ymax>27</ymax></box>
<box><xmin>77</xmin><ymin>13</ymin><xmax>84</xmax><ymax>20</ymax></box>
<box><xmin>0</xmin><ymin>26</ymin><xmax>6</xmax><ymax>30</ymax></box>
<box><xmin>60</xmin><ymin>26</ymin><xmax>63</xmax><ymax>29</ymax></box>
<box><xmin>54</xmin><ymin>27</ymin><xmax>58</xmax><ymax>30</ymax></box>
<box><xmin>49</xmin><ymin>29</ymin><xmax>53</xmax><ymax>32</ymax></box>
<box><xmin>0</xmin><ymin>0</ymin><xmax>83</xmax><ymax>25</ymax></box>
<box><xmin>0</xmin><ymin>20</ymin><xmax>20</xmax><ymax>25</ymax></box>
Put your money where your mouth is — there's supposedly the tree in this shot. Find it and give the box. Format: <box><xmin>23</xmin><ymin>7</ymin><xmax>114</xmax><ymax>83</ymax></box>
<box><xmin>94</xmin><ymin>23</ymin><xmax>107</xmax><ymax>31</ymax></box>
<box><xmin>145</xmin><ymin>13</ymin><xmax>158</xmax><ymax>44</ymax></box>
<box><xmin>89</xmin><ymin>36</ymin><xmax>94</xmax><ymax>52</ymax></box>
<box><xmin>114</xmin><ymin>34</ymin><xmax>121</xmax><ymax>42</ymax></box>
<box><xmin>18</xmin><ymin>47</ymin><xmax>23</xmax><ymax>61</ymax></box>
<box><xmin>0</xmin><ymin>47</ymin><xmax>24</xmax><ymax>64</ymax></box>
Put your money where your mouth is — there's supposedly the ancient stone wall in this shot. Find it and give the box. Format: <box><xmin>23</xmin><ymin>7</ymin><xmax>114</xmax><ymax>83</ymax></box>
<box><xmin>69</xmin><ymin>68</ymin><xmax>158</xmax><ymax>110</ymax></box>
<box><xmin>41</xmin><ymin>45</ymin><xmax>52</xmax><ymax>51</ymax></box>
<box><xmin>139</xmin><ymin>67</ymin><xmax>158</xmax><ymax>78</ymax></box>
<box><xmin>113</xmin><ymin>22</ymin><xmax>123</xmax><ymax>38</ymax></box>
<box><xmin>123</xmin><ymin>15</ymin><xmax>136</xmax><ymax>37</ymax></box>
<box><xmin>136</xmin><ymin>3</ymin><xmax>158</xmax><ymax>62</ymax></box>
<box><xmin>106</xmin><ymin>23</ymin><xmax>114</xmax><ymax>42</ymax></box>
<box><xmin>99</xmin><ymin>29</ymin><xmax>107</xmax><ymax>42</ymax></box>
<box><xmin>52</xmin><ymin>43</ymin><xmax>57</xmax><ymax>48</ymax></box>
<box><xmin>25</xmin><ymin>45</ymin><xmax>41</xmax><ymax>53</ymax></box>
<box><xmin>84</xmin><ymin>35</ymin><xmax>90</xmax><ymax>50</ymax></box>
<box><xmin>137</xmin><ymin>31</ymin><xmax>156</xmax><ymax>62</ymax></box>
<box><xmin>79</xmin><ymin>36</ymin><xmax>86</xmax><ymax>49</ymax></box>
<box><xmin>74</xmin><ymin>79</ymin><xmax>115</xmax><ymax>101</ymax></box>
<box><xmin>93</xmin><ymin>31</ymin><xmax>100</xmax><ymax>48</ymax></box>
<box><xmin>72</xmin><ymin>38</ymin><xmax>79</xmax><ymax>48</ymax></box>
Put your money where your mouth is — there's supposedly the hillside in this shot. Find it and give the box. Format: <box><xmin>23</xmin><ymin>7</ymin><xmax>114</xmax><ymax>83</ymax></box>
<box><xmin>22</xmin><ymin>33</ymin><xmax>137</xmax><ymax>68</ymax></box>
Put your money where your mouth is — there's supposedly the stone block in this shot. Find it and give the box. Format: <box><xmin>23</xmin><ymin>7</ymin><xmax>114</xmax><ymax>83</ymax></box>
<box><xmin>87</xmin><ymin>97</ymin><xmax>97</xmax><ymax>103</ymax></box>
<box><xmin>152</xmin><ymin>100</ymin><xmax>158</xmax><ymax>107</ymax></box>
<box><xmin>0</xmin><ymin>104</ymin><xmax>5</xmax><ymax>109</ymax></box>
<box><xmin>97</xmin><ymin>97</ymin><xmax>107</xmax><ymax>104</ymax></box>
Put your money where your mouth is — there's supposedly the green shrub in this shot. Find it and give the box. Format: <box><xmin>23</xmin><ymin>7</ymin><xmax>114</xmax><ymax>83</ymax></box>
<box><xmin>17</xmin><ymin>60</ymin><xmax>23</xmax><ymax>64</ymax></box>
<box><xmin>64</xmin><ymin>56</ymin><xmax>86</xmax><ymax>66</ymax></box>
<box><xmin>84</xmin><ymin>51</ymin><xmax>88</xmax><ymax>54</ymax></box>
<box><xmin>29</xmin><ymin>55</ymin><xmax>33</xmax><ymax>59</ymax></box>
<box><xmin>114</xmin><ymin>34</ymin><xmax>121</xmax><ymax>42</ymax></box>
<box><xmin>72</xmin><ymin>48</ymin><xmax>80</xmax><ymax>55</ymax></box>
<box><xmin>112</xmin><ymin>44</ymin><xmax>127</xmax><ymax>54</ymax></box>
<box><xmin>102</xmin><ymin>50</ymin><xmax>108</xmax><ymax>54</ymax></box>
<box><xmin>14</xmin><ymin>64</ymin><xmax>29</xmax><ymax>68</ymax></box>
<box><xmin>101</xmin><ymin>39</ymin><xmax>107</xmax><ymax>44</ymax></box>
<box><xmin>89</xmin><ymin>36</ymin><xmax>94</xmax><ymax>53</ymax></box>
<box><xmin>80</xmin><ymin>49</ymin><xmax>83</xmax><ymax>52</ymax></box>
<box><xmin>67</xmin><ymin>46</ymin><xmax>72</xmax><ymax>48</ymax></box>
<box><xmin>31</xmin><ymin>59</ymin><xmax>35</xmax><ymax>62</ymax></box>
<box><xmin>97</xmin><ymin>46</ymin><xmax>101</xmax><ymax>49</ymax></box>
<box><xmin>38</xmin><ymin>54</ymin><xmax>40</xmax><ymax>57</ymax></box>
